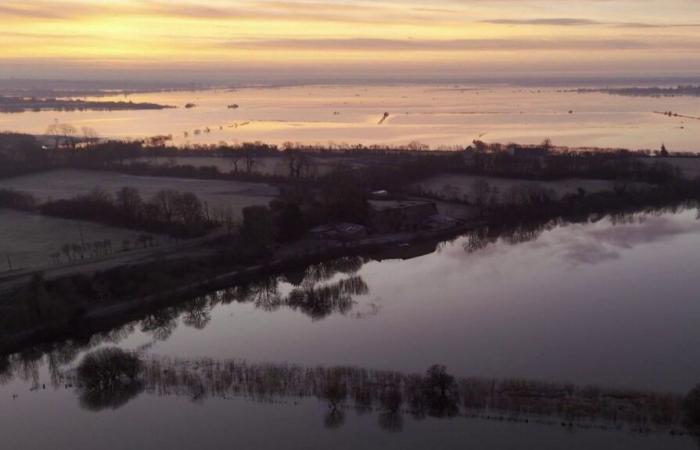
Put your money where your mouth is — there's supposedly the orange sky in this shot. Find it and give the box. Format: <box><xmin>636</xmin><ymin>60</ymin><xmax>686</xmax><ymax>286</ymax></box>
<box><xmin>2</xmin><ymin>0</ymin><xmax>700</xmax><ymax>80</ymax></box>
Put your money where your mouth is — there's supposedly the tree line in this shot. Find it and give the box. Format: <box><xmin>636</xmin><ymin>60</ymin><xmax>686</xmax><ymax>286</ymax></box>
<box><xmin>0</xmin><ymin>187</ymin><xmax>216</xmax><ymax>238</ymax></box>
<box><xmin>53</xmin><ymin>348</ymin><xmax>699</xmax><ymax>435</ymax></box>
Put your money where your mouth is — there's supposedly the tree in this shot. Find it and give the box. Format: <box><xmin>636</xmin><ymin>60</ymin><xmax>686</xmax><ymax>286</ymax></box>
<box><xmin>46</xmin><ymin>121</ymin><xmax>78</xmax><ymax>149</ymax></box>
<box><xmin>274</xmin><ymin>202</ymin><xmax>306</xmax><ymax>242</ymax></box>
<box><xmin>241</xmin><ymin>205</ymin><xmax>275</xmax><ymax>249</ymax></box>
<box><xmin>81</xmin><ymin>127</ymin><xmax>99</xmax><ymax>145</ymax></box>
<box><xmin>684</xmin><ymin>384</ymin><xmax>700</xmax><ymax>428</ymax></box>
<box><xmin>244</xmin><ymin>150</ymin><xmax>256</xmax><ymax>173</ymax></box>
<box><xmin>22</xmin><ymin>273</ymin><xmax>49</xmax><ymax>320</ymax></box>
<box><xmin>61</xmin><ymin>244</ymin><xmax>73</xmax><ymax>262</ymax></box>
<box><xmin>173</xmin><ymin>192</ymin><xmax>203</xmax><ymax>225</ymax></box>
<box><xmin>542</xmin><ymin>138</ymin><xmax>553</xmax><ymax>152</ymax></box>
<box><xmin>151</xmin><ymin>190</ymin><xmax>178</xmax><ymax>223</ymax></box>
<box><xmin>77</xmin><ymin>348</ymin><xmax>142</xmax><ymax>391</ymax></box>
<box><xmin>319</xmin><ymin>165</ymin><xmax>368</xmax><ymax>223</ymax></box>
<box><xmin>284</xmin><ymin>149</ymin><xmax>314</xmax><ymax>179</ymax></box>
<box><xmin>471</xmin><ymin>178</ymin><xmax>491</xmax><ymax>207</ymax></box>
<box><xmin>421</xmin><ymin>365</ymin><xmax>459</xmax><ymax>418</ymax></box>
<box><xmin>115</xmin><ymin>187</ymin><xmax>143</xmax><ymax>219</ymax></box>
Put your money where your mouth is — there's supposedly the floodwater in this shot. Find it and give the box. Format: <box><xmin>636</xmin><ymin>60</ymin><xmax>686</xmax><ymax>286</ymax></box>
<box><xmin>1</xmin><ymin>84</ymin><xmax>699</xmax><ymax>151</ymax></box>
<box><xmin>2</xmin><ymin>207</ymin><xmax>700</xmax><ymax>449</ymax></box>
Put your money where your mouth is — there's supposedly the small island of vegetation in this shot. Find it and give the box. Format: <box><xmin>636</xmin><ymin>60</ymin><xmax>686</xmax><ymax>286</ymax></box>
<box><xmin>575</xmin><ymin>85</ymin><xmax>700</xmax><ymax>98</ymax></box>
<box><xmin>0</xmin><ymin>96</ymin><xmax>174</xmax><ymax>113</ymax></box>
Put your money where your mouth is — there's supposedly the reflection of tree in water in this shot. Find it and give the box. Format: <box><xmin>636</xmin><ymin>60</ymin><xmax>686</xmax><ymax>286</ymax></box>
<box><xmin>0</xmin><ymin>322</ymin><xmax>139</xmax><ymax>390</ymax></box>
<box><xmin>132</xmin><ymin>358</ymin><xmax>460</xmax><ymax>431</ymax></box>
<box><xmin>79</xmin><ymin>380</ymin><xmax>144</xmax><ymax>412</ymax></box>
<box><xmin>296</xmin><ymin>256</ymin><xmax>365</xmax><ymax>289</ymax></box>
<box><xmin>0</xmin><ymin>355</ymin><xmax>11</xmax><ymax>385</ymax></box>
<box><xmin>463</xmin><ymin>205</ymin><xmax>698</xmax><ymax>255</ymax></box>
<box><xmin>62</xmin><ymin>355</ymin><xmax>686</xmax><ymax>435</ymax></box>
<box><xmin>463</xmin><ymin>221</ymin><xmax>559</xmax><ymax>254</ymax></box>
<box><xmin>181</xmin><ymin>296</ymin><xmax>212</xmax><ymax>330</ymax></box>
<box><xmin>141</xmin><ymin>308</ymin><xmax>178</xmax><ymax>341</ymax></box>
<box><xmin>75</xmin><ymin>348</ymin><xmax>144</xmax><ymax>412</ymax></box>
<box><xmin>5</xmin><ymin>341</ymin><xmax>695</xmax><ymax>436</ymax></box>
<box><xmin>324</xmin><ymin>408</ymin><xmax>346</xmax><ymax>429</ymax></box>
<box><xmin>286</xmin><ymin>276</ymin><xmax>368</xmax><ymax>321</ymax></box>
<box><xmin>0</xmin><ymin>259</ymin><xmax>372</xmax><ymax>387</ymax></box>
<box><xmin>160</xmin><ymin>256</ymin><xmax>371</xmax><ymax>326</ymax></box>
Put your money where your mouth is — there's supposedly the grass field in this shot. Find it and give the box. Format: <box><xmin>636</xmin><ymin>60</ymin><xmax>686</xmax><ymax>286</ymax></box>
<box><xmin>0</xmin><ymin>209</ymin><xmax>162</xmax><ymax>271</ymax></box>
<box><xmin>0</xmin><ymin>168</ymin><xmax>277</xmax><ymax>217</ymax></box>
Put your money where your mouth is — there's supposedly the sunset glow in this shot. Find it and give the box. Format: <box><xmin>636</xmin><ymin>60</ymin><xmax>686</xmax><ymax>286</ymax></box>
<box><xmin>3</xmin><ymin>0</ymin><xmax>700</xmax><ymax>80</ymax></box>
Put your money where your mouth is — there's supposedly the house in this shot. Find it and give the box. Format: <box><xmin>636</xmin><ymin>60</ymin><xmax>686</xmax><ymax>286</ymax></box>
<box><xmin>368</xmin><ymin>200</ymin><xmax>438</xmax><ymax>233</ymax></box>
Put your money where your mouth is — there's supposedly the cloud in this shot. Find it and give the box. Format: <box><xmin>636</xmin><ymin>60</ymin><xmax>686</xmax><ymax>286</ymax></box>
<box><xmin>224</xmin><ymin>37</ymin><xmax>655</xmax><ymax>52</ymax></box>
<box><xmin>559</xmin><ymin>213</ymin><xmax>700</xmax><ymax>266</ymax></box>
<box><xmin>481</xmin><ymin>17</ymin><xmax>700</xmax><ymax>29</ymax></box>
<box><xmin>482</xmin><ymin>18</ymin><xmax>603</xmax><ymax>26</ymax></box>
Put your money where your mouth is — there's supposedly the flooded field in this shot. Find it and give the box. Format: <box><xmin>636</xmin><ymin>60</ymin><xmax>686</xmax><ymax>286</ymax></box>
<box><xmin>1</xmin><ymin>84</ymin><xmax>699</xmax><ymax>151</ymax></box>
<box><xmin>3</xmin><ymin>207</ymin><xmax>700</xmax><ymax>449</ymax></box>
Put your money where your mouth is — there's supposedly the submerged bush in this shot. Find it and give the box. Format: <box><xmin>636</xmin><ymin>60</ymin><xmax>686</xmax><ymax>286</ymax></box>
<box><xmin>77</xmin><ymin>347</ymin><xmax>143</xmax><ymax>391</ymax></box>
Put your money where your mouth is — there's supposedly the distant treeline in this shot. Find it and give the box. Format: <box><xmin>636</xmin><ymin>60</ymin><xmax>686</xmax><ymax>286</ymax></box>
<box><xmin>576</xmin><ymin>85</ymin><xmax>700</xmax><ymax>98</ymax></box>
<box><xmin>3</xmin><ymin>132</ymin><xmax>700</xmax><ymax>187</ymax></box>
<box><xmin>462</xmin><ymin>140</ymin><xmax>683</xmax><ymax>183</ymax></box>
<box><xmin>0</xmin><ymin>96</ymin><xmax>173</xmax><ymax>113</ymax></box>
<box><xmin>60</xmin><ymin>139</ymin><xmax>700</xmax><ymax>185</ymax></box>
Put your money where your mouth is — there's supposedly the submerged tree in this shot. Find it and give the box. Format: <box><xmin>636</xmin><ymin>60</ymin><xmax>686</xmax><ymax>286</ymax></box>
<box><xmin>76</xmin><ymin>347</ymin><xmax>143</xmax><ymax>391</ymax></box>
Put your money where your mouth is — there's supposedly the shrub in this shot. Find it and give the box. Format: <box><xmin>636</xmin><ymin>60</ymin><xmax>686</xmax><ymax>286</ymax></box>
<box><xmin>77</xmin><ymin>347</ymin><xmax>142</xmax><ymax>391</ymax></box>
<box><xmin>684</xmin><ymin>384</ymin><xmax>700</xmax><ymax>427</ymax></box>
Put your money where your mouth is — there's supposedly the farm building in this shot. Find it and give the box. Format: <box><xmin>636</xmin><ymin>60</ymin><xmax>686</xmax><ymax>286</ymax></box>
<box><xmin>369</xmin><ymin>200</ymin><xmax>438</xmax><ymax>233</ymax></box>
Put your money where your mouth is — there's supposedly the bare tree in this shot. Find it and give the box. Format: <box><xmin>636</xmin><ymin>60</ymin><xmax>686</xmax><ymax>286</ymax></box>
<box><xmin>81</xmin><ymin>127</ymin><xmax>99</xmax><ymax>145</ymax></box>
<box><xmin>46</xmin><ymin>122</ymin><xmax>78</xmax><ymax>149</ymax></box>
<box><xmin>151</xmin><ymin>190</ymin><xmax>178</xmax><ymax>224</ymax></box>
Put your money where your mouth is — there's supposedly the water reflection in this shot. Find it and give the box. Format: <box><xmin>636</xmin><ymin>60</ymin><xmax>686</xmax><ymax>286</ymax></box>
<box><xmin>78</xmin><ymin>379</ymin><xmax>144</xmax><ymax>412</ymax></box>
<box><xmin>56</xmin><ymin>352</ymin><xmax>692</xmax><ymax>437</ymax></box>
<box><xmin>0</xmin><ymin>257</ymin><xmax>375</xmax><ymax>388</ymax></box>
<box><xmin>4</xmin><ymin>207</ymin><xmax>700</xmax><ymax>374</ymax></box>
<box><xmin>461</xmin><ymin>203</ymin><xmax>700</xmax><ymax>266</ymax></box>
<box><xmin>0</xmin><ymin>208</ymin><xmax>700</xmax><ymax>431</ymax></box>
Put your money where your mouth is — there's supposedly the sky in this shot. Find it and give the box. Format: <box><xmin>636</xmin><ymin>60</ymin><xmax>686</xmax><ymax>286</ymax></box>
<box><xmin>2</xmin><ymin>0</ymin><xmax>700</xmax><ymax>82</ymax></box>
